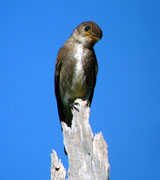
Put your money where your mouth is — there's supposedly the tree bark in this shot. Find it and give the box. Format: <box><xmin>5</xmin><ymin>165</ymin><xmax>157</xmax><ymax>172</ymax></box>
<box><xmin>51</xmin><ymin>99</ymin><xmax>110</xmax><ymax>180</ymax></box>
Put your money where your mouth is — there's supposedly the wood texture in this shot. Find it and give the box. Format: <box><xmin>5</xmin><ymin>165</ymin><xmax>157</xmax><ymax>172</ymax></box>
<box><xmin>51</xmin><ymin>99</ymin><xmax>110</xmax><ymax>180</ymax></box>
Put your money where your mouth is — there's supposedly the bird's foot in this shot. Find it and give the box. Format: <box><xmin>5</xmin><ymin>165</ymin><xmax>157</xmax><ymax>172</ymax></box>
<box><xmin>70</xmin><ymin>102</ymin><xmax>80</xmax><ymax>112</ymax></box>
<box><xmin>84</xmin><ymin>101</ymin><xmax>90</xmax><ymax>108</ymax></box>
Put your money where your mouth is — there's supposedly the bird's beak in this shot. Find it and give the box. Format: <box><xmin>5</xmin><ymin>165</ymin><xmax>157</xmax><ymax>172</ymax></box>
<box><xmin>85</xmin><ymin>32</ymin><xmax>100</xmax><ymax>41</ymax></box>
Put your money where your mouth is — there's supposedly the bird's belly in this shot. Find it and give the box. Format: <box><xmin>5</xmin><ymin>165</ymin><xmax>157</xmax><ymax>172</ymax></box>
<box><xmin>71</xmin><ymin>70</ymin><xmax>87</xmax><ymax>98</ymax></box>
<box><xmin>63</xmin><ymin>61</ymin><xmax>90</xmax><ymax>104</ymax></box>
<box><xmin>62</xmin><ymin>75</ymin><xmax>88</xmax><ymax>105</ymax></box>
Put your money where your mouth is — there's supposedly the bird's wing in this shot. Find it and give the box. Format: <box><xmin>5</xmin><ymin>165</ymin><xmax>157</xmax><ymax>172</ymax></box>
<box><xmin>54</xmin><ymin>48</ymin><xmax>65</xmax><ymax>125</ymax></box>
<box><xmin>88</xmin><ymin>55</ymin><xmax>98</xmax><ymax>105</ymax></box>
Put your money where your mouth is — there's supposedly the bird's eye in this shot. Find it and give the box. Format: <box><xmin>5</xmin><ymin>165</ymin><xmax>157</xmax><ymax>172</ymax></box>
<box><xmin>84</xmin><ymin>25</ymin><xmax>90</xmax><ymax>32</ymax></box>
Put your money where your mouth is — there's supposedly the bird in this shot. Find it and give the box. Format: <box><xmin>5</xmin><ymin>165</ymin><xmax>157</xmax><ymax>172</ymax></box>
<box><xmin>55</xmin><ymin>21</ymin><xmax>102</xmax><ymax>128</ymax></box>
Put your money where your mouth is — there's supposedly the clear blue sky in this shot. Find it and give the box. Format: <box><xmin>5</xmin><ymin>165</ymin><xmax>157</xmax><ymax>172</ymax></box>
<box><xmin>1</xmin><ymin>0</ymin><xmax>160</xmax><ymax>179</ymax></box>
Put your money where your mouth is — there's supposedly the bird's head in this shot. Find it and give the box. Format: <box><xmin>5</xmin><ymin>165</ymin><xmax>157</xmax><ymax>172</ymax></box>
<box><xmin>71</xmin><ymin>21</ymin><xmax>103</xmax><ymax>48</ymax></box>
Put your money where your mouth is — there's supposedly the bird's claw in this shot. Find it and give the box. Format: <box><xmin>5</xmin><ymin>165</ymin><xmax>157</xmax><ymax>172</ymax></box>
<box><xmin>70</xmin><ymin>102</ymin><xmax>80</xmax><ymax>112</ymax></box>
<box><xmin>85</xmin><ymin>101</ymin><xmax>90</xmax><ymax>108</ymax></box>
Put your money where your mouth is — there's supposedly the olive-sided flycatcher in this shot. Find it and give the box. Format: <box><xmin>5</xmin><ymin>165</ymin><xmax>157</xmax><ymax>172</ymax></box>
<box><xmin>55</xmin><ymin>21</ymin><xmax>102</xmax><ymax>128</ymax></box>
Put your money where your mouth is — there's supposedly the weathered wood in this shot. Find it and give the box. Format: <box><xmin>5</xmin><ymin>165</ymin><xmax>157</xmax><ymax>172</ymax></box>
<box><xmin>51</xmin><ymin>150</ymin><xmax>66</xmax><ymax>180</ymax></box>
<box><xmin>51</xmin><ymin>99</ymin><xmax>110</xmax><ymax>180</ymax></box>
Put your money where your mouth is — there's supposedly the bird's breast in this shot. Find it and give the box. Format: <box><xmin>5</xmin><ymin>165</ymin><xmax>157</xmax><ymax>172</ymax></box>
<box><xmin>71</xmin><ymin>45</ymin><xmax>87</xmax><ymax>97</ymax></box>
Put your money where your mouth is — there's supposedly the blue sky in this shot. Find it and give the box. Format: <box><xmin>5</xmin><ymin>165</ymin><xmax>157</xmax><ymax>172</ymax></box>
<box><xmin>1</xmin><ymin>0</ymin><xmax>160</xmax><ymax>179</ymax></box>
